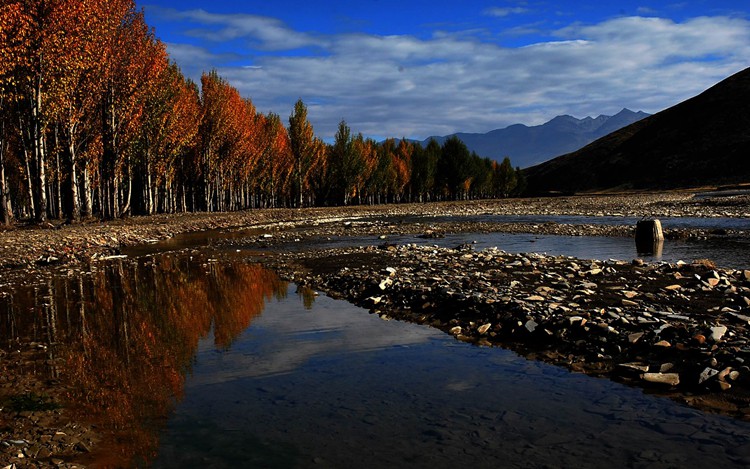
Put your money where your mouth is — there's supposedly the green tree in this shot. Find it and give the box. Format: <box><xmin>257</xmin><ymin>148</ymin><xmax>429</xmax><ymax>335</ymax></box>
<box><xmin>469</xmin><ymin>155</ymin><xmax>494</xmax><ymax>199</ymax></box>
<box><xmin>329</xmin><ymin>120</ymin><xmax>364</xmax><ymax>205</ymax></box>
<box><xmin>494</xmin><ymin>156</ymin><xmax>517</xmax><ymax>197</ymax></box>
<box><xmin>414</xmin><ymin>138</ymin><xmax>440</xmax><ymax>201</ymax></box>
<box><xmin>437</xmin><ymin>136</ymin><xmax>471</xmax><ymax>200</ymax></box>
<box><xmin>288</xmin><ymin>99</ymin><xmax>316</xmax><ymax>207</ymax></box>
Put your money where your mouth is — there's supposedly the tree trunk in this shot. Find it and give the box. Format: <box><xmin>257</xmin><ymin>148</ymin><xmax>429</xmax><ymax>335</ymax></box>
<box><xmin>146</xmin><ymin>159</ymin><xmax>154</xmax><ymax>215</ymax></box>
<box><xmin>297</xmin><ymin>161</ymin><xmax>303</xmax><ymax>208</ymax></box>
<box><xmin>0</xmin><ymin>115</ymin><xmax>12</xmax><ymax>226</ymax></box>
<box><xmin>67</xmin><ymin>134</ymin><xmax>81</xmax><ymax>221</ymax></box>
<box><xmin>0</xmin><ymin>147</ymin><xmax>11</xmax><ymax>226</ymax></box>
<box><xmin>44</xmin><ymin>281</ymin><xmax>60</xmax><ymax>378</ymax></box>
<box><xmin>31</xmin><ymin>85</ymin><xmax>48</xmax><ymax>222</ymax></box>
<box><xmin>82</xmin><ymin>164</ymin><xmax>92</xmax><ymax>218</ymax></box>
<box><xmin>121</xmin><ymin>158</ymin><xmax>132</xmax><ymax>216</ymax></box>
<box><xmin>54</xmin><ymin>136</ymin><xmax>62</xmax><ymax>219</ymax></box>
<box><xmin>204</xmin><ymin>172</ymin><xmax>211</xmax><ymax>212</ymax></box>
<box><xmin>113</xmin><ymin>174</ymin><xmax>120</xmax><ymax>218</ymax></box>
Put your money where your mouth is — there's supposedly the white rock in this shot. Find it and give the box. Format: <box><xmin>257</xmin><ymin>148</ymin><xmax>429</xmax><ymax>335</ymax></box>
<box><xmin>710</xmin><ymin>326</ymin><xmax>728</xmax><ymax>342</ymax></box>
<box><xmin>628</xmin><ymin>332</ymin><xmax>644</xmax><ymax>344</ymax></box>
<box><xmin>619</xmin><ymin>362</ymin><xmax>649</xmax><ymax>372</ymax></box>
<box><xmin>699</xmin><ymin>367</ymin><xmax>720</xmax><ymax>384</ymax></box>
<box><xmin>642</xmin><ymin>373</ymin><xmax>680</xmax><ymax>386</ymax></box>
<box><xmin>378</xmin><ymin>278</ymin><xmax>393</xmax><ymax>290</ymax></box>
<box><xmin>568</xmin><ymin>316</ymin><xmax>586</xmax><ymax>326</ymax></box>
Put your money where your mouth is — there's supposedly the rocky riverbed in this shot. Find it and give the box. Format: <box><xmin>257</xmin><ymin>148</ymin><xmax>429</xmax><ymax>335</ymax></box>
<box><xmin>1</xmin><ymin>191</ymin><xmax>749</xmax><ymax>467</ymax></box>
<box><xmin>258</xmin><ymin>242</ymin><xmax>750</xmax><ymax>418</ymax></box>
<box><xmin>0</xmin><ymin>192</ymin><xmax>747</xmax><ymax>278</ymax></box>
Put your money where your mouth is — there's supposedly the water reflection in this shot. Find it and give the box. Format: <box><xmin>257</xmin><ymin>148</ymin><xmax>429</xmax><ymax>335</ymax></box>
<box><xmin>154</xmin><ymin>284</ymin><xmax>750</xmax><ymax>468</ymax></box>
<box><xmin>636</xmin><ymin>238</ymin><xmax>665</xmax><ymax>258</ymax></box>
<box><xmin>0</xmin><ymin>256</ymin><xmax>287</xmax><ymax>466</ymax></box>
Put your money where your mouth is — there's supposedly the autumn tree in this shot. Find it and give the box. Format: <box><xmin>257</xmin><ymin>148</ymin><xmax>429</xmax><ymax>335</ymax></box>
<box><xmin>198</xmin><ymin>71</ymin><xmax>262</xmax><ymax>212</ymax></box>
<box><xmin>45</xmin><ymin>0</ymin><xmax>121</xmax><ymax>221</ymax></box>
<box><xmin>393</xmin><ymin>139</ymin><xmax>413</xmax><ymax>202</ymax></box>
<box><xmin>0</xmin><ymin>1</ymin><xmax>32</xmax><ymax>224</ymax></box>
<box><xmin>198</xmin><ymin>70</ymin><xmax>231</xmax><ymax>211</ymax></box>
<box><xmin>99</xmin><ymin>4</ymin><xmax>168</xmax><ymax>218</ymax></box>
<box><xmin>351</xmin><ymin>134</ymin><xmax>377</xmax><ymax>204</ymax></box>
<box><xmin>254</xmin><ymin>112</ymin><xmax>292</xmax><ymax>207</ymax></box>
<box><xmin>137</xmin><ymin>62</ymin><xmax>199</xmax><ymax>214</ymax></box>
<box><xmin>0</xmin><ymin>0</ymin><xmax>524</xmax><ymax>219</ymax></box>
<box><xmin>11</xmin><ymin>0</ymin><xmax>58</xmax><ymax>222</ymax></box>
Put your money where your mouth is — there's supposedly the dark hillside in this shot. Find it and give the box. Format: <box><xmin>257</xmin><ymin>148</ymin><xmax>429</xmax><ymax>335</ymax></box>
<box><xmin>525</xmin><ymin>67</ymin><xmax>750</xmax><ymax>193</ymax></box>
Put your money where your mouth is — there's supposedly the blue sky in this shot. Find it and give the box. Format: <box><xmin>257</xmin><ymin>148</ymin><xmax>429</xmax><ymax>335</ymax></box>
<box><xmin>143</xmin><ymin>1</ymin><xmax>750</xmax><ymax>140</ymax></box>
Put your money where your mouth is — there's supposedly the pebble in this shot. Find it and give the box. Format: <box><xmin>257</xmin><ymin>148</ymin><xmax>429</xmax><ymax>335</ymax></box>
<box><xmin>477</xmin><ymin>323</ymin><xmax>492</xmax><ymax>335</ymax></box>
<box><xmin>642</xmin><ymin>372</ymin><xmax>680</xmax><ymax>386</ymax></box>
<box><xmin>699</xmin><ymin>368</ymin><xmax>720</xmax><ymax>384</ymax></box>
<box><xmin>711</xmin><ymin>326</ymin><xmax>728</xmax><ymax>342</ymax></box>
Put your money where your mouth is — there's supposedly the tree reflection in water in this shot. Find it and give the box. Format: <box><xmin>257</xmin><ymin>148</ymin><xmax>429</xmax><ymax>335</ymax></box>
<box><xmin>0</xmin><ymin>254</ymin><xmax>287</xmax><ymax>466</ymax></box>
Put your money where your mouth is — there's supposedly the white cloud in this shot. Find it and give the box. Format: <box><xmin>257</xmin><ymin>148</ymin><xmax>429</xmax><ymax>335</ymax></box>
<box><xmin>151</xmin><ymin>7</ymin><xmax>325</xmax><ymax>51</ymax></box>
<box><xmin>157</xmin><ymin>10</ymin><xmax>750</xmax><ymax>141</ymax></box>
<box><xmin>164</xmin><ymin>42</ymin><xmax>237</xmax><ymax>67</ymax></box>
<box><xmin>637</xmin><ymin>6</ymin><xmax>658</xmax><ymax>15</ymax></box>
<box><xmin>484</xmin><ymin>7</ymin><xmax>530</xmax><ymax>17</ymax></box>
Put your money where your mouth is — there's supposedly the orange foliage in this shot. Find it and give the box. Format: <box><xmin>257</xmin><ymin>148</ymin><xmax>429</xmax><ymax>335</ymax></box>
<box><xmin>0</xmin><ymin>1</ymin><xmax>32</xmax><ymax>95</ymax></box>
<box><xmin>55</xmin><ymin>256</ymin><xmax>287</xmax><ymax>464</ymax></box>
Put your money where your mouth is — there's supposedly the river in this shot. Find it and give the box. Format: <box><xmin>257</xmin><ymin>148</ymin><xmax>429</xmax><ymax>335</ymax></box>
<box><xmin>3</xmin><ymin>212</ymin><xmax>750</xmax><ymax>466</ymax></box>
<box><xmin>3</xmin><ymin>253</ymin><xmax>750</xmax><ymax>467</ymax></box>
<box><xmin>124</xmin><ymin>214</ymin><xmax>750</xmax><ymax>270</ymax></box>
<box><xmin>153</xmin><ymin>279</ymin><xmax>750</xmax><ymax>468</ymax></box>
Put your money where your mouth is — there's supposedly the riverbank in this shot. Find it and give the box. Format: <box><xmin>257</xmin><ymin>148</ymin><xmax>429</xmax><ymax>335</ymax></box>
<box><xmin>0</xmin><ymin>192</ymin><xmax>747</xmax><ymax>278</ymax></box>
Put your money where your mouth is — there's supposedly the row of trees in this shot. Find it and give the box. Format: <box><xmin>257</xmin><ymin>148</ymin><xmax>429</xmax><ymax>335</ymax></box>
<box><xmin>322</xmin><ymin>121</ymin><xmax>525</xmax><ymax>206</ymax></box>
<box><xmin>0</xmin><ymin>0</ymin><xmax>523</xmax><ymax>224</ymax></box>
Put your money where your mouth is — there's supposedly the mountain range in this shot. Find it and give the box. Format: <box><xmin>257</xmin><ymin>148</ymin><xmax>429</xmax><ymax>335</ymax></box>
<box><xmin>524</xmin><ymin>66</ymin><xmax>750</xmax><ymax>194</ymax></box>
<box><xmin>420</xmin><ymin>108</ymin><xmax>650</xmax><ymax>168</ymax></box>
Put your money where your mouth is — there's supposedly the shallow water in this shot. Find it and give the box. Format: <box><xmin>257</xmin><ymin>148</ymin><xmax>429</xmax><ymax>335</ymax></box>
<box><xmin>387</xmin><ymin>213</ymin><xmax>750</xmax><ymax>268</ymax></box>
<box><xmin>124</xmin><ymin>213</ymin><xmax>750</xmax><ymax>270</ymax></box>
<box><xmin>286</xmin><ymin>231</ymin><xmax>750</xmax><ymax>270</ymax></box>
<box><xmin>416</xmin><ymin>213</ymin><xmax>750</xmax><ymax>231</ymax></box>
<box><xmin>153</xmin><ymin>281</ymin><xmax>750</xmax><ymax>468</ymax></box>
